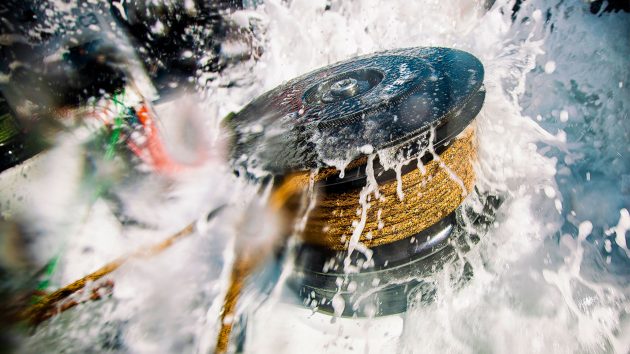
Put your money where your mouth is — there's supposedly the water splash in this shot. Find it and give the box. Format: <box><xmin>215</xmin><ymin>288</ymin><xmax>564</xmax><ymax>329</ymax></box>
<box><xmin>2</xmin><ymin>0</ymin><xmax>628</xmax><ymax>353</ymax></box>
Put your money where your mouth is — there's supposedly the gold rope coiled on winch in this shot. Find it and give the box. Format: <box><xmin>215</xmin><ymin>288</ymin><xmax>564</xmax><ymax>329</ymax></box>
<box><xmin>301</xmin><ymin>126</ymin><xmax>477</xmax><ymax>250</ymax></box>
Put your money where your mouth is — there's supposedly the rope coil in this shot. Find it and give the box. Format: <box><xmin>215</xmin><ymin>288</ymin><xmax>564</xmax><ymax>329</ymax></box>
<box><xmin>301</xmin><ymin>126</ymin><xmax>477</xmax><ymax>250</ymax></box>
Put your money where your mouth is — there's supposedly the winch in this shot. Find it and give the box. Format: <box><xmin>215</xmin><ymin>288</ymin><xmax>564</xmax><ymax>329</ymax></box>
<box><xmin>228</xmin><ymin>47</ymin><xmax>497</xmax><ymax>319</ymax></box>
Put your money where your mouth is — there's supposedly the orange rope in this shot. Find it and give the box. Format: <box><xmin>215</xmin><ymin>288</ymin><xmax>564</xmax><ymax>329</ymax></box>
<box><xmin>22</xmin><ymin>223</ymin><xmax>195</xmax><ymax>326</ymax></box>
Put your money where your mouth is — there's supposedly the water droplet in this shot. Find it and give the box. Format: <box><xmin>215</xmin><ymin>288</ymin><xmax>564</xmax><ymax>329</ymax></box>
<box><xmin>544</xmin><ymin>61</ymin><xmax>556</xmax><ymax>74</ymax></box>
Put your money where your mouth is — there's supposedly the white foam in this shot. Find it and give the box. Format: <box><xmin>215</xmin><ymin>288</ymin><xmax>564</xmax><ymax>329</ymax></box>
<box><xmin>13</xmin><ymin>0</ymin><xmax>630</xmax><ymax>353</ymax></box>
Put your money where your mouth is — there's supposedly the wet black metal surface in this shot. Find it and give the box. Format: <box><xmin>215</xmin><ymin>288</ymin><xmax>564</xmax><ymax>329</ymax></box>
<box><xmin>289</xmin><ymin>191</ymin><xmax>502</xmax><ymax>317</ymax></box>
<box><xmin>228</xmin><ymin>47</ymin><xmax>485</xmax><ymax>176</ymax></box>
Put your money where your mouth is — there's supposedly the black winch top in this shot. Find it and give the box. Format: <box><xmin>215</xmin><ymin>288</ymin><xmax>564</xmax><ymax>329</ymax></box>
<box><xmin>228</xmin><ymin>47</ymin><xmax>485</xmax><ymax>176</ymax></box>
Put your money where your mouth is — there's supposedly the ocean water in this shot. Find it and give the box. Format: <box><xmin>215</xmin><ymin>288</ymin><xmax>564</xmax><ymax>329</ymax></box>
<box><xmin>1</xmin><ymin>0</ymin><xmax>629</xmax><ymax>353</ymax></box>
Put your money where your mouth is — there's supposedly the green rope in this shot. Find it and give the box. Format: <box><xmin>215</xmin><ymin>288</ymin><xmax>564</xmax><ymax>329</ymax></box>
<box><xmin>104</xmin><ymin>116</ymin><xmax>122</xmax><ymax>160</ymax></box>
<box><xmin>30</xmin><ymin>255</ymin><xmax>61</xmax><ymax>304</ymax></box>
<box><xmin>35</xmin><ymin>256</ymin><xmax>60</xmax><ymax>292</ymax></box>
<box><xmin>111</xmin><ymin>95</ymin><xmax>125</xmax><ymax>107</ymax></box>
<box><xmin>104</xmin><ymin>90</ymin><xmax>127</xmax><ymax>160</ymax></box>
